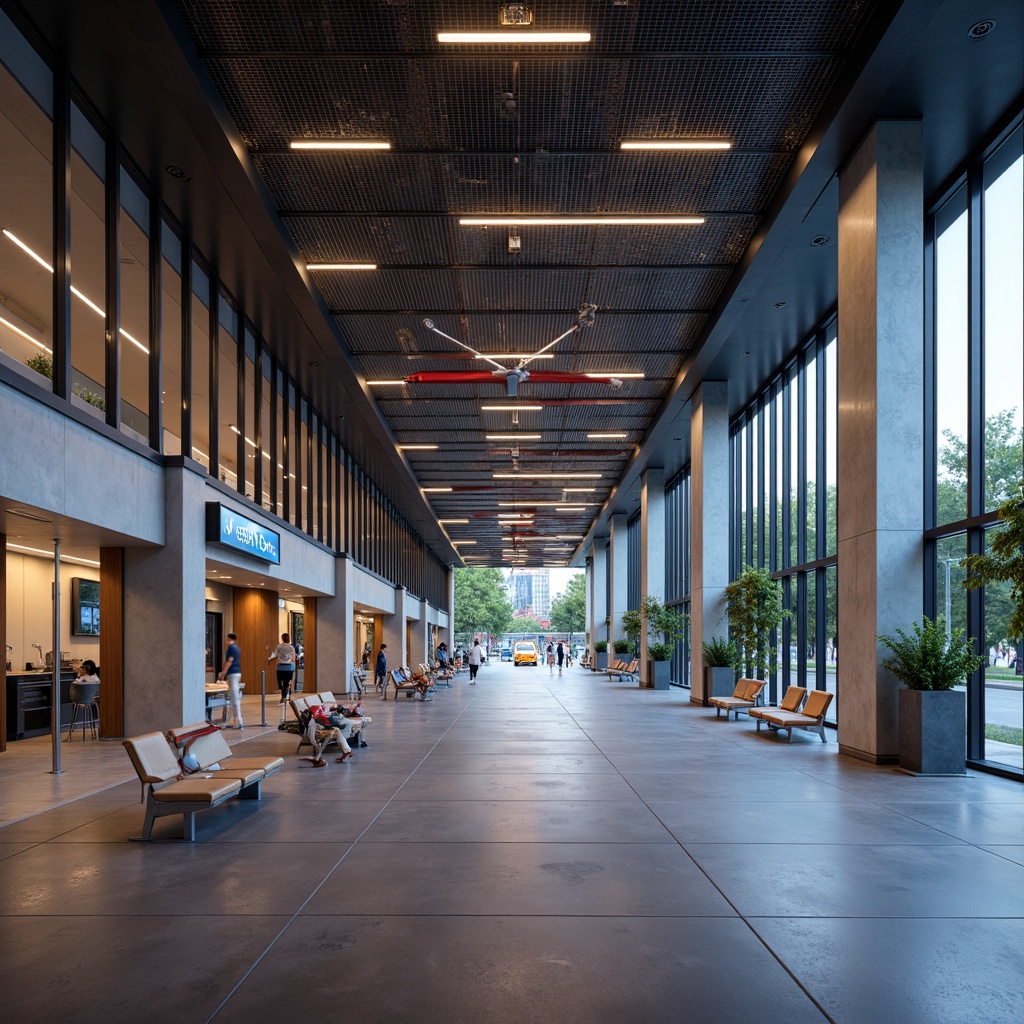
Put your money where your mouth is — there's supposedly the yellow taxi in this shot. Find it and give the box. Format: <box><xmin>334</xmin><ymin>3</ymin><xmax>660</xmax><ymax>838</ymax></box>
<box><xmin>513</xmin><ymin>641</ymin><xmax>538</xmax><ymax>666</ymax></box>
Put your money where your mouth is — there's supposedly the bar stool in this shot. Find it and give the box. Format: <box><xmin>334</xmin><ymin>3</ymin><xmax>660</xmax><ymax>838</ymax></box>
<box><xmin>66</xmin><ymin>681</ymin><xmax>100</xmax><ymax>741</ymax></box>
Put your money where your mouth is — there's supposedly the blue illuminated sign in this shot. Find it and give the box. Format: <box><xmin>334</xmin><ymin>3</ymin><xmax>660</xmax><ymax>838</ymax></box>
<box><xmin>205</xmin><ymin>503</ymin><xmax>280</xmax><ymax>564</ymax></box>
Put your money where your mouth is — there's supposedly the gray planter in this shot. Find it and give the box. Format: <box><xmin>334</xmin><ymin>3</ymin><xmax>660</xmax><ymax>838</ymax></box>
<box><xmin>899</xmin><ymin>689</ymin><xmax>966</xmax><ymax>775</ymax></box>
<box><xmin>644</xmin><ymin>659</ymin><xmax>670</xmax><ymax>689</ymax></box>
<box><xmin>703</xmin><ymin>666</ymin><xmax>735</xmax><ymax>706</ymax></box>
<box><xmin>594</xmin><ymin>652</ymin><xmax>607</xmax><ymax>671</ymax></box>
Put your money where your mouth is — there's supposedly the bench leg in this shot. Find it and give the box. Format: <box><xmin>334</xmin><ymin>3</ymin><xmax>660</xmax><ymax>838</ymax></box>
<box><xmin>238</xmin><ymin>780</ymin><xmax>262</xmax><ymax>800</ymax></box>
<box><xmin>182</xmin><ymin>810</ymin><xmax>197</xmax><ymax>841</ymax></box>
<box><xmin>129</xmin><ymin>798</ymin><xmax>159</xmax><ymax>842</ymax></box>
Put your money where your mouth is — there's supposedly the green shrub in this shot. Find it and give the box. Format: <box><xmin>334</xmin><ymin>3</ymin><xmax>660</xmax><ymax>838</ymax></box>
<box><xmin>612</xmin><ymin>639</ymin><xmax>633</xmax><ymax>655</ymax></box>
<box><xmin>649</xmin><ymin>642</ymin><xmax>672</xmax><ymax>662</ymax></box>
<box><xmin>593</xmin><ymin>640</ymin><xmax>608</xmax><ymax>654</ymax></box>
<box><xmin>878</xmin><ymin>616</ymin><xmax>983</xmax><ymax>691</ymax></box>
<box><xmin>702</xmin><ymin>635</ymin><xmax>737</xmax><ymax>668</ymax></box>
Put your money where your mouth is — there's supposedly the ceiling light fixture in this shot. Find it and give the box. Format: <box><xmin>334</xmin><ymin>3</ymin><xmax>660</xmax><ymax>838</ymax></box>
<box><xmin>398</xmin><ymin>444</ymin><xmax>439</xmax><ymax>450</ymax></box>
<box><xmin>563</xmin><ymin>487</ymin><xmax>597</xmax><ymax>493</ymax></box>
<box><xmin>438</xmin><ymin>519</ymin><xmax>469</xmax><ymax>524</ymax></box>
<box><xmin>451</xmin><ymin>540</ymin><xmax>477</xmax><ymax>545</ymax></box>
<box><xmin>0</xmin><ymin>309</ymin><xmax>50</xmax><ymax>353</ymax></box>
<box><xmin>485</xmin><ymin>434</ymin><xmax>542</xmax><ymax>440</ymax></box>
<box><xmin>438</xmin><ymin>31</ymin><xmax>590</xmax><ymax>44</ymax></box>
<box><xmin>8</xmin><ymin>543</ymin><xmax>100</xmax><ymax>567</ymax></box>
<box><xmin>460</xmin><ymin>216</ymin><xmax>702</xmax><ymax>226</ymax></box>
<box><xmin>306</xmin><ymin>263</ymin><xmax>377</xmax><ymax>271</ymax></box>
<box><xmin>480</xmin><ymin>404</ymin><xmax>544</xmax><ymax>412</ymax></box>
<box><xmin>493</xmin><ymin>472</ymin><xmax>602</xmax><ymax>479</ymax></box>
<box><xmin>476</xmin><ymin>353</ymin><xmax>553</xmax><ymax>361</ymax></box>
<box><xmin>555</xmin><ymin>506</ymin><xmax>586</xmax><ymax>512</ymax></box>
<box><xmin>290</xmin><ymin>140</ymin><xmax>391</xmax><ymax>150</ymax></box>
<box><xmin>499</xmin><ymin>501</ymin><xmax>597</xmax><ymax>507</ymax></box>
<box><xmin>620</xmin><ymin>140</ymin><xmax>731</xmax><ymax>150</ymax></box>
<box><xmin>587</xmin><ymin>432</ymin><xmax>627</xmax><ymax>439</ymax></box>
<box><xmin>584</xmin><ymin>372</ymin><xmax>644</xmax><ymax>379</ymax></box>
<box><xmin>423</xmin><ymin>487</ymin><xmax>453</xmax><ymax>493</ymax></box>
<box><xmin>366</xmin><ymin>380</ymin><xmax>407</xmax><ymax>386</ymax></box>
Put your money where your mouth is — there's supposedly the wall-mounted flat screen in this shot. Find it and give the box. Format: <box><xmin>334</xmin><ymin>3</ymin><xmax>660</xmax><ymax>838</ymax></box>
<box><xmin>71</xmin><ymin>577</ymin><xmax>100</xmax><ymax>635</ymax></box>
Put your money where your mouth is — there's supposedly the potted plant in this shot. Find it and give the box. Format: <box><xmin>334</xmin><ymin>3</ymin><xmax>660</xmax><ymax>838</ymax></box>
<box><xmin>701</xmin><ymin>635</ymin><xmax>738</xmax><ymax>705</ymax></box>
<box><xmin>612</xmin><ymin>638</ymin><xmax>633</xmax><ymax>657</ymax></box>
<box><xmin>637</xmin><ymin>596</ymin><xmax>687</xmax><ymax>690</ymax></box>
<box><xmin>878</xmin><ymin>616</ymin><xmax>983</xmax><ymax>775</ymax></box>
<box><xmin>725</xmin><ymin>565</ymin><xmax>788</xmax><ymax>684</ymax></box>
<box><xmin>593</xmin><ymin>639</ymin><xmax>608</xmax><ymax>671</ymax></box>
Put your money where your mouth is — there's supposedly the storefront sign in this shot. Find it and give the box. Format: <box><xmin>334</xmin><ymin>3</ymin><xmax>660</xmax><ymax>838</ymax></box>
<box><xmin>205</xmin><ymin>503</ymin><xmax>280</xmax><ymax>564</ymax></box>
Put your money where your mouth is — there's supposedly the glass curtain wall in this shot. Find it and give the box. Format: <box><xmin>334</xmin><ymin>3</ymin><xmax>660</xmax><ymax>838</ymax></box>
<box><xmin>0</xmin><ymin>9</ymin><xmax>450</xmax><ymax>612</ymax></box>
<box><xmin>928</xmin><ymin>114</ymin><xmax>1023</xmax><ymax>776</ymax></box>
<box><xmin>731</xmin><ymin>318</ymin><xmax>839</xmax><ymax>719</ymax></box>
<box><xmin>0</xmin><ymin>33</ymin><xmax>53</xmax><ymax>388</ymax></box>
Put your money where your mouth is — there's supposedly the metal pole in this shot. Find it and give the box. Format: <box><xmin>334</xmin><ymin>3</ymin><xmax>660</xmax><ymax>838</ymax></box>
<box><xmin>944</xmin><ymin>559</ymin><xmax>952</xmax><ymax>646</ymax></box>
<box><xmin>50</xmin><ymin>538</ymin><xmax>63</xmax><ymax>774</ymax></box>
<box><xmin>259</xmin><ymin>669</ymin><xmax>267</xmax><ymax>727</ymax></box>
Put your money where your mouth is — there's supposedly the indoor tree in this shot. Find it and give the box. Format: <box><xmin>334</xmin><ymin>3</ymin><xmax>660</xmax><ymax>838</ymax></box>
<box><xmin>725</xmin><ymin>565</ymin><xmax>788</xmax><ymax>680</ymax></box>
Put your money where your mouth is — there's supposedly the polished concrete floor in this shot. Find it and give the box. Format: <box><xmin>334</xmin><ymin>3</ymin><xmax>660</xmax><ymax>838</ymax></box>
<box><xmin>1</xmin><ymin>663</ymin><xmax>1022</xmax><ymax>1024</ymax></box>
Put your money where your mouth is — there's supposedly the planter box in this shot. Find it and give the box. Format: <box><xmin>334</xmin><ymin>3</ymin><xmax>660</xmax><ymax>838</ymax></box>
<box><xmin>594</xmin><ymin>652</ymin><xmax>607</xmax><ymax>671</ymax></box>
<box><xmin>643</xmin><ymin>659</ymin><xmax>670</xmax><ymax>689</ymax></box>
<box><xmin>899</xmin><ymin>689</ymin><xmax>966</xmax><ymax>775</ymax></box>
<box><xmin>702</xmin><ymin>666</ymin><xmax>735</xmax><ymax>706</ymax></box>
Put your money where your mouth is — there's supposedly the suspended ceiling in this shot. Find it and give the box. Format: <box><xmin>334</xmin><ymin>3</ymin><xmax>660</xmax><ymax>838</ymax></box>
<box><xmin>15</xmin><ymin>0</ymin><xmax>1024</xmax><ymax>570</ymax></box>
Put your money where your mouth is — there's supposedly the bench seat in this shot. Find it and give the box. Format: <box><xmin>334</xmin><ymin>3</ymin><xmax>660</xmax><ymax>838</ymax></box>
<box><xmin>755</xmin><ymin>690</ymin><xmax>834</xmax><ymax>742</ymax></box>
<box><xmin>708</xmin><ymin>679</ymin><xmax>766</xmax><ymax>720</ymax></box>
<box><xmin>168</xmin><ymin>723</ymin><xmax>284</xmax><ymax>799</ymax></box>
<box><xmin>123</xmin><ymin>732</ymin><xmax>244</xmax><ymax>841</ymax></box>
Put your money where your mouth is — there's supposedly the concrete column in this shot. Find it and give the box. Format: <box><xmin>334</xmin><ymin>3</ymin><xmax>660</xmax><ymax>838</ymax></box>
<box><xmin>316</xmin><ymin>554</ymin><xmax>354</xmax><ymax>691</ymax></box>
<box><xmin>639</xmin><ymin>467</ymin><xmax>665</xmax><ymax>684</ymax></box>
<box><xmin>384</xmin><ymin>585</ymin><xmax>408</xmax><ymax>669</ymax></box>
<box><xmin>123</xmin><ymin>463</ymin><xmax>207</xmax><ymax>734</ymax></box>
<box><xmin>408</xmin><ymin>596</ymin><xmax>428</xmax><ymax>666</ymax></box>
<box><xmin>837</xmin><ymin>120</ymin><xmax>924</xmax><ymax>764</ymax></box>
<box><xmin>440</xmin><ymin>569</ymin><xmax>455</xmax><ymax>648</ymax></box>
<box><xmin>689</xmin><ymin>382</ymin><xmax>731</xmax><ymax>703</ymax></box>
<box><xmin>608</xmin><ymin>513</ymin><xmax>629</xmax><ymax>659</ymax></box>
<box><xmin>589</xmin><ymin>540</ymin><xmax>608</xmax><ymax>667</ymax></box>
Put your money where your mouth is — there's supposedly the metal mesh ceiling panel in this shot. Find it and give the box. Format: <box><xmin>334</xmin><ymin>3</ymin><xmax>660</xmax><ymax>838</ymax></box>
<box><xmin>169</xmin><ymin>0</ymin><xmax>885</xmax><ymax>566</ymax></box>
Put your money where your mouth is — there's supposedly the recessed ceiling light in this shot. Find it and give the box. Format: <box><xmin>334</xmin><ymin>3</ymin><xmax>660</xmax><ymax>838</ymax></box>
<box><xmin>398</xmin><ymin>444</ymin><xmax>439</xmax><ymax>450</ymax></box>
<box><xmin>585</xmin><ymin>372</ymin><xmax>644</xmax><ymax>379</ymax></box>
<box><xmin>555</xmin><ymin>506</ymin><xmax>587</xmax><ymax>511</ymax></box>
<box><xmin>498</xmin><ymin>513</ymin><xmax>533</xmax><ymax>519</ymax></box>
<box><xmin>423</xmin><ymin>487</ymin><xmax>453</xmax><ymax>492</ymax></box>
<box><xmin>486</xmin><ymin>434</ymin><xmax>542</xmax><ymax>440</ymax></box>
<box><xmin>306</xmin><ymin>263</ymin><xmax>377</xmax><ymax>271</ymax></box>
<box><xmin>5</xmin><ymin>507</ymin><xmax>52</xmax><ymax>523</ymax></box>
<box><xmin>563</xmin><ymin>487</ymin><xmax>597</xmax><ymax>493</ymax></box>
<box><xmin>620</xmin><ymin>140</ymin><xmax>731</xmax><ymax>150</ymax></box>
<box><xmin>460</xmin><ymin>216</ymin><xmax>702</xmax><ymax>226</ymax></box>
<box><xmin>499</xmin><ymin>501</ymin><xmax>597</xmax><ymax>507</ymax></box>
<box><xmin>439</xmin><ymin>519</ymin><xmax>469</xmax><ymax>524</ymax></box>
<box><xmin>451</xmin><ymin>540</ymin><xmax>477</xmax><ymax>545</ymax></box>
<box><xmin>437</xmin><ymin>31</ymin><xmax>591</xmax><ymax>44</ymax></box>
<box><xmin>367</xmin><ymin>380</ymin><xmax>407</xmax><ymax>386</ymax></box>
<box><xmin>587</xmin><ymin>432</ymin><xmax>627</xmax><ymax>439</ymax></box>
<box><xmin>290</xmin><ymin>140</ymin><xmax>391</xmax><ymax>150</ymax></box>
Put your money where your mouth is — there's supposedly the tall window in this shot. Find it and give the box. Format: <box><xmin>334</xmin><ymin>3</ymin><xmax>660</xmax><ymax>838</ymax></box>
<box><xmin>731</xmin><ymin>318</ymin><xmax>839</xmax><ymax>720</ymax></box>
<box><xmin>666</xmin><ymin>469</ymin><xmax>691</xmax><ymax>687</ymax></box>
<box><xmin>928</xmin><ymin>115</ymin><xmax>1023</xmax><ymax>776</ymax></box>
<box><xmin>0</xmin><ymin>29</ymin><xmax>53</xmax><ymax>389</ymax></box>
<box><xmin>119</xmin><ymin>165</ymin><xmax>151</xmax><ymax>442</ymax></box>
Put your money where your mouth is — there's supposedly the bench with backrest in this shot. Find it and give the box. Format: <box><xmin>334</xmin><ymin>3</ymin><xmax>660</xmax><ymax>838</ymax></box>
<box><xmin>755</xmin><ymin>689</ymin><xmax>834</xmax><ymax>742</ymax></box>
<box><xmin>606</xmin><ymin>658</ymin><xmax>639</xmax><ymax>681</ymax></box>
<box><xmin>748</xmin><ymin>686</ymin><xmax>807</xmax><ymax>727</ymax></box>
<box><xmin>708</xmin><ymin>678</ymin><xmax>766</xmax><ymax>720</ymax></box>
<box><xmin>123</xmin><ymin>731</ymin><xmax>245</xmax><ymax>841</ymax></box>
<box><xmin>167</xmin><ymin>723</ymin><xmax>284</xmax><ymax>799</ymax></box>
<box><xmin>387</xmin><ymin>666</ymin><xmax>430</xmax><ymax>701</ymax></box>
<box><xmin>317</xmin><ymin>692</ymin><xmax>370</xmax><ymax>746</ymax></box>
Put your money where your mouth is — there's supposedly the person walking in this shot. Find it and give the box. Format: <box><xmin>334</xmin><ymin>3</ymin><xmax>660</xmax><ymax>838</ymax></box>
<box><xmin>556</xmin><ymin>641</ymin><xmax>565</xmax><ymax>676</ymax></box>
<box><xmin>374</xmin><ymin>643</ymin><xmax>388</xmax><ymax>696</ymax></box>
<box><xmin>468</xmin><ymin>638</ymin><xmax>483</xmax><ymax>683</ymax></box>
<box><xmin>546</xmin><ymin>642</ymin><xmax>555</xmax><ymax>675</ymax></box>
<box><xmin>267</xmin><ymin>632</ymin><xmax>297</xmax><ymax>703</ymax></box>
<box><xmin>217</xmin><ymin>632</ymin><xmax>244</xmax><ymax>730</ymax></box>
